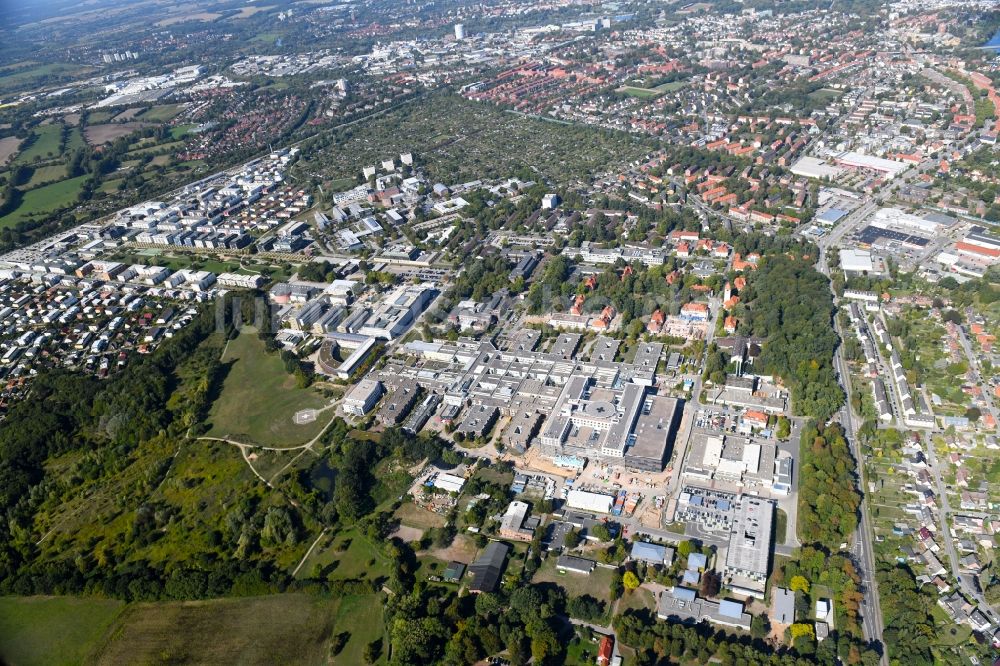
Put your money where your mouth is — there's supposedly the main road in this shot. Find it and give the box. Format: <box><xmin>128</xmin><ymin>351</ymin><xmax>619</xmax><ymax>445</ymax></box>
<box><xmin>818</xmin><ymin>226</ymin><xmax>888</xmax><ymax>661</ymax></box>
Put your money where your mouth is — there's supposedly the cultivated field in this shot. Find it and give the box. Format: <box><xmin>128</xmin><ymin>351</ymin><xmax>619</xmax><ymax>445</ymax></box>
<box><xmin>0</xmin><ymin>136</ymin><xmax>22</xmax><ymax>165</ymax></box>
<box><xmin>206</xmin><ymin>328</ymin><xmax>330</xmax><ymax>446</ymax></box>
<box><xmin>156</xmin><ymin>12</ymin><xmax>222</xmax><ymax>27</ymax></box>
<box><xmin>93</xmin><ymin>594</ymin><xmax>337</xmax><ymax>665</ymax></box>
<box><xmin>84</xmin><ymin>122</ymin><xmax>147</xmax><ymax>145</ymax></box>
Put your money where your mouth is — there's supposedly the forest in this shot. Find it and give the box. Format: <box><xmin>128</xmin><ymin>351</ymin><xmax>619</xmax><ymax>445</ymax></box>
<box><xmin>743</xmin><ymin>252</ymin><xmax>844</xmax><ymax>423</ymax></box>
<box><xmin>796</xmin><ymin>422</ymin><xmax>862</xmax><ymax>551</ymax></box>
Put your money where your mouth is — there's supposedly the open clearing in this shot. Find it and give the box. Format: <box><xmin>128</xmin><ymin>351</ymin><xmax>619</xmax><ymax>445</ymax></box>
<box><xmin>0</xmin><ymin>596</ymin><xmax>125</xmax><ymax>666</ymax></box>
<box><xmin>93</xmin><ymin>594</ymin><xmax>336</xmax><ymax>665</ymax></box>
<box><xmin>206</xmin><ymin>328</ymin><xmax>329</xmax><ymax>446</ymax></box>
<box><xmin>84</xmin><ymin>122</ymin><xmax>147</xmax><ymax>145</ymax></box>
<box><xmin>0</xmin><ymin>136</ymin><xmax>22</xmax><ymax>165</ymax></box>
<box><xmin>394</xmin><ymin>501</ymin><xmax>447</xmax><ymax>529</ymax></box>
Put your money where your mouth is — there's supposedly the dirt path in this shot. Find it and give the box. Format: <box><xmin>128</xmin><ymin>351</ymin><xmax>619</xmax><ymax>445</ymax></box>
<box><xmin>291</xmin><ymin>527</ymin><xmax>329</xmax><ymax>577</ymax></box>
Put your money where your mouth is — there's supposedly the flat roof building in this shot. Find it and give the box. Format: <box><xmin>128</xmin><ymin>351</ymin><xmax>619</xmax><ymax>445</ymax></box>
<box><xmin>378</xmin><ymin>379</ymin><xmax>421</xmax><ymax>426</ymax></box>
<box><xmin>657</xmin><ymin>587</ymin><xmax>752</xmax><ymax>630</ymax></box>
<box><xmin>499</xmin><ymin>500</ymin><xmax>535</xmax><ymax>541</ymax></box>
<box><xmin>557</xmin><ymin>555</ymin><xmax>596</xmax><ymax>574</ymax></box>
<box><xmin>344</xmin><ymin>378</ymin><xmax>383</xmax><ymax>416</ymax></box>
<box><xmin>724</xmin><ymin>496</ymin><xmax>774</xmax><ymax>599</ymax></box>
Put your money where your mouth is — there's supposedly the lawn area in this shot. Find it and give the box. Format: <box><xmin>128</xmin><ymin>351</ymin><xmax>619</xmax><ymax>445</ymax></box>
<box><xmin>807</xmin><ymin>89</ymin><xmax>842</xmax><ymax>105</ymax></box>
<box><xmin>93</xmin><ymin>594</ymin><xmax>337</xmax><ymax>665</ymax></box>
<box><xmin>775</xmin><ymin>508</ymin><xmax>788</xmax><ymax>544</ymax></box>
<box><xmin>13</xmin><ymin>124</ymin><xmax>63</xmax><ymax>165</ymax></box>
<box><xmin>619</xmin><ymin>585</ymin><xmax>657</xmax><ymax>614</ymax></box>
<box><xmin>0</xmin><ymin>174</ymin><xmax>87</xmax><ymax>228</ymax></box>
<box><xmin>328</xmin><ymin>177</ymin><xmax>358</xmax><ymax>191</ymax></box>
<box><xmin>473</xmin><ymin>463</ymin><xmax>514</xmax><ymax>486</ymax></box>
<box><xmin>532</xmin><ymin>556</ymin><xmax>615</xmax><ymax>603</ymax></box>
<box><xmin>617</xmin><ymin>86</ymin><xmax>662</xmax><ymax>99</ymax></box>
<box><xmin>206</xmin><ymin>328</ymin><xmax>330</xmax><ymax>447</ymax></box>
<box><xmin>0</xmin><ymin>596</ymin><xmax>125</xmax><ymax>666</ymax></box>
<box><xmin>654</xmin><ymin>81</ymin><xmax>687</xmax><ymax>92</ymax></box>
<box><xmin>171</xmin><ymin>123</ymin><xmax>197</xmax><ymax>140</ymax></box>
<box><xmin>617</xmin><ymin>82</ymin><xmax>686</xmax><ymax>99</ymax></box>
<box><xmin>565</xmin><ymin>628</ymin><xmax>605</xmax><ymax>666</ymax></box>
<box><xmin>332</xmin><ymin>593</ymin><xmax>387</xmax><ymax>664</ymax></box>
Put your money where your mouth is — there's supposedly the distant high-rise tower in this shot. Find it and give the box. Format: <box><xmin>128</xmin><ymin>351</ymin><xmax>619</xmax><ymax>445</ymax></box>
<box><xmin>454</xmin><ymin>23</ymin><xmax>465</xmax><ymax>40</ymax></box>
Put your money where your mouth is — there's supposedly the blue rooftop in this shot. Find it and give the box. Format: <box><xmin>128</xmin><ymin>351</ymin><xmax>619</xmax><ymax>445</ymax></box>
<box><xmin>687</xmin><ymin>553</ymin><xmax>708</xmax><ymax>570</ymax></box>
<box><xmin>718</xmin><ymin>600</ymin><xmax>744</xmax><ymax>619</ymax></box>
<box><xmin>631</xmin><ymin>541</ymin><xmax>668</xmax><ymax>564</ymax></box>
<box><xmin>818</xmin><ymin>208</ymin><xmax>848</xmax><ymax>223</ymax></box>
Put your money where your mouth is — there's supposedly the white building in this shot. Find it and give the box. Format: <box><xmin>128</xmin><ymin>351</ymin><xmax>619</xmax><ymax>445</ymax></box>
<box><xmin>566</xmin><ymin>489</ymin><xmax>615</xmax><ymax>514</ymax></box>
<box><xmin>344</xmin><ymin>378</ymin><xmax>383</xmax><ymax>416</ymax></box>
<box><xmin>840</xmin><ymin>249</ymin><xmax>874</xmax><ymax>273</ymax></box>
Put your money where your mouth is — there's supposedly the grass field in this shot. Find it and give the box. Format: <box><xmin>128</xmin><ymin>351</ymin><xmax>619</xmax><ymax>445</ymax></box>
<box><xmin>532</xmin><ymin>557</ymin><xmax>615</xmax><ymax>603</ymax></box>
<box><xmin>299</xmin><ymin>528</ymin><xmax>394</xmax><ymax>582</ymax></box>
<box><xmin>331</xmin><ymin>593</ymin><xmax>386</xmax><ymax>664</ymax></box>
<box><xmin>206</xmin><ymin>328</ymin><xmax>330</xmax><ymax>447</ymax></box>
<box><xmin>93</xmin><ymin>594</ymin><xmax>336</xmax><ymax>665</ymax></box>
<box><xmin>171</xmin><ymin>123</ymin><xmax>197</xmax><ymax>140</ymax></box>
<box><xmin>126</xmin><ymin>139</ymin><xmax>185</xmax><ymax>158</ymax></box>
<box><xmin>0</xmin><ymin>596</ymin><xmax>125</xmax><ymax>666</ymax></box>
<box><xmin>24</xmin><ymin>163</ymin><xmax>67</xmax><ymax>188</ymax></box>
<box><xmin>0</xmin><ymin>63</ymin><xmax>85</xmax><ymax>94</ymax></box>
<box><xmin>13</xmin><ymin>124</ymin><xmax>63</xmax><ymax>164</ymax></box>
<box><xmin>65</xmin><ymin>127</ymin><xmax>86</xmax><ymax>152</ymax></box>
<box><xmin>139</xmin><ymin>105</ymin><xmax>184</xmax><ymax>122</ymax></box>
<box><xmin>328</xmin><ymin>177</ymin><xmax>357</xmax><ymax>191</ymax></box>
<box><xmin>0</xmin><ymin>174</ymin><xmax>87</xmax><ymax>228</ymax></box>
<box><xmin>807</xmin><ymin>88</ymin><xmax>842</xmax><ymax>106</ymax></box>
<box><xmin>618</xmin><ymin>81</ymin><xmax>687</xmax><ymax>99</ymax></box>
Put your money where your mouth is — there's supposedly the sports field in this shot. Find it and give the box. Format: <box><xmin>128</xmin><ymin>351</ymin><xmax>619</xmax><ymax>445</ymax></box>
<box><xmin>206</xmin><ymin>328</ymin><xmax>330</xmax><ymax>446</ymax></box>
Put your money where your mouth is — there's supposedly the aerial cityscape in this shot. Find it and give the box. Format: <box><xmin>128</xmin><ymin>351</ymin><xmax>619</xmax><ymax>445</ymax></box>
<box><xmin>0</xmin><ymin>0</ymin><xmax>999</xmax><ymax>664</ymax></box>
